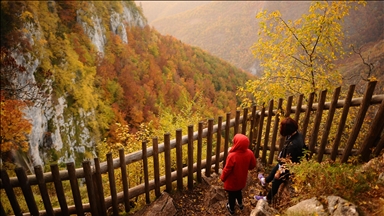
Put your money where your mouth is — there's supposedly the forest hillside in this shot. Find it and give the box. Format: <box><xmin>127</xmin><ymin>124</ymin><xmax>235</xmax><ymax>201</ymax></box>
<box><xmin>0</xmin><ymin>1</ymin><xmax>252</xmax><ymax>169</ymax></box>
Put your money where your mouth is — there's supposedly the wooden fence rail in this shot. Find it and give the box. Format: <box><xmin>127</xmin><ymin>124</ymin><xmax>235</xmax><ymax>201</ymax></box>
<box><xmin>1</xmin><ymin>81</ymin><xmax>384</xmax><ymax>215</ymax></box>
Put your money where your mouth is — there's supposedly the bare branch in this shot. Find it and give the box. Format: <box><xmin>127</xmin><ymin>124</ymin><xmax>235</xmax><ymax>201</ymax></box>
<box><xmin>351</xmin><ymin>45</ymin><xmax>374</xmax><ymax>82</ymax></box>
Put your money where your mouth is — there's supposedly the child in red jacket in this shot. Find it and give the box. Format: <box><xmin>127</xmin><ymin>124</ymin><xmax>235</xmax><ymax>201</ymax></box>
<box><xmin>220</xmin><ymin>133</ymin><xmax>257</xmax><ymax>215</ymax></box>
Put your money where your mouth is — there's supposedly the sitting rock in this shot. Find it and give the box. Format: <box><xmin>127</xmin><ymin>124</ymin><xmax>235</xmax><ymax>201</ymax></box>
<box><xmin>250</xmin><ymin>199</ymin><xmax>279</xmax><ymax>216</ymax></box>
<box><xmin>285</xmin><ymin>196</ymin><xmax>359</xmax><ymax>216</ymax></box>
<box><xmin>327</xmin><ymin>195</ymin><xmax>358</xmax><ymax>216</ymax></box>
<box><xmin>203</xmin><ymin>185</ymin><xmax>227</xmax><ymax>206</ymax></box>
<box><xmin>286</xmin><ymin>197</ymin><xmax>326</xmax><ymax>216</ymax></box>
<box><xmin>132</xmin><ymin>192</ymin><xmax>177</xmax><ymax>216</ymax></box>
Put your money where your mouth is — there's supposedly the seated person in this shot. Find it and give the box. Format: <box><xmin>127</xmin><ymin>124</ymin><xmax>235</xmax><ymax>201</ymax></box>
<box><xmin>255</xmin><ymin>117</ymin><xmax>305</xmax><ymax>202</ymax></box>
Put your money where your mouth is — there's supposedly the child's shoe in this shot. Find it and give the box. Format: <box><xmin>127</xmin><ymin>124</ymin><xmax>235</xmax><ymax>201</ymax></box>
<box><xmin>258</xmin><ymin>173</ymin><xmax>266</xmax><ymax>186</ymax></box>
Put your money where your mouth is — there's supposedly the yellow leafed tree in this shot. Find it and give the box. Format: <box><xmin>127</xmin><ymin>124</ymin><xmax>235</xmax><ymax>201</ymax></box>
<box><xmin>238</xmin><ymin>0</ymin><xmax>366</xmax><ymax>107</ymax></box>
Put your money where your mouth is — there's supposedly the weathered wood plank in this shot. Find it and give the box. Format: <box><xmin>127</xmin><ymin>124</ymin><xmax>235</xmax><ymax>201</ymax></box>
<box><xmin>34</xmin><ymin>165</ymin><xmax>54</xmax><ymax>215</ymax></box>
<box><xmin>66</xmin><ymin>162</ymin><xmax>84</xmax><ymax>216</ymax></box>
<box><xmin>51</xmin><ymin>164</ymin><xmax>69</xmax><ymax>215</ymax></box>
<box><xmin>215</xmin><ymin>117</ymin><xmax>222</xmax><ymax>174</ymax></box>
<box><xmin>15</xmin><ymin>167</ymin><xmax>39</xmax><ymax>215</ymax></box>
<box><xmin>223</xmin><ymin>113</ymin><xmax>231</xmax><ymax>167</ymax></box>
<box><xmin>309</xmin><ymin>90</ymin><xmax>327</xmax><ymax>154</ymax></box>
<box><xmin>188</xmin><ymin>125</ymin><xmax>194</xmax><ymax>190</ymax></box>
<box><xmin>248</xmin><ymin>105</ymin><xmax>257</xmax><ymax>151</ymax></box>
<box><xmin>1</xmin><ymin>169</ymin><xmax>22</xmax><ymax>215</ymax></box>
<box><xmin>197</xmin><ymin>122</ymin><xmax>203</xmax><ymax>182</ymax></box>
<box><xmin>142</xmin><ymin>141</ymin><xmax>150</xmax><ymax>204</ymax></box>
<box><xmin>119</xmin><ymin>148</ymin><xmax>130</xmax><ymax>212</ymax></box>
<box><xmin>302</xmin><ymin>92</ymin><xmax>315</xmax><ymax>139</ymax></box>
<box><xmin>176</xmin><ymin>129</ymin><xmax>183</xmax><ymax>191</ymax></box>
<box><xmin>331</xmin><ymin>85</ymin><xmax>355</xmax><ymax>161</ymax></box>
<box><xmin>152</xmin><ymin>137</ymin><xmax>161</xmax><ymax>198</ymax></box>
<box><xmin>255</xmin><ymin>106</ymin><xmax>265</xmax><ymax>158</ymax></box>
<box><xmin>205</xmin><ymin>119</ymin><xmax>214</xmax><ymax>177</ymax></box>
<box><xmin>0</xmin><ymin>201</ymin><xmax>6</xmax><ymax>216</ymax></box>
<box><xmin>318</xmin><ymin>87</ymin><xmax>341</xmax><ymax>162</ymax></box>
<box><xmin>278</xmin><ymin>96</ymin><xmax>293</xmax><ymax>152</ymax></box>
<box><xmin>242</xmin><ymin>108</ymin><xmax>248</xmax><ymax>135</ymax></box>
<box><xmin>294</xmin><ymin>94</ymin><xmax>304</xmax><ymax>123</ymax></box>
<box><xmin>341</xmin><ymin>81</ymin><xmax>377</xmax><ymax>163</ymax></box>
<box><xmin>94</xmin><ymin>158</ymin><xmax>107</xmax><ymax>215</ymax></box>
<box><xmin>234</xmin><ymin>110</ymin><xmax>240</xmax><ymax>135</ymax></box>
<box><xmin>268</xmin><ymin>98</ymin><xmax>283</xmax><ymax>165</ymax></box>
<box><xmin>373</xmin><ymin>134</ymin><xmax>384</xmax><ymax>157</ymax></box>
<box><xmin>358</xmin><ymin>95</ymin><xmax>384</xmax><ymax>161</ymax></box>
<box><xmin>107</xmin><ymin>153</ymin><xmax>119</xmax><ymax>216</ymax></box>
<box><xmin>83</xmin><ymin>160</ymin><xmax>98</xmax><ymax>215</ymax></box>
<box><xmin>164</xmin><ymin>133</ymin><xmax>172</xmax><ymax>192</ymax></box>
<box><xmin>262</xmin><ymin>100</ymin><xmax>274</xmax><ymax>164</ymax></box>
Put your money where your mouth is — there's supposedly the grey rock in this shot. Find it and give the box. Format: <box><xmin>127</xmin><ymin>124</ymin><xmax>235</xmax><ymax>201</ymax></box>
<box><xmin>133</xmin><ymin>192</ymin><xmax>177</xmax><ymax>216</ymax></box>
<box><xmin>327</xmin><ymin>195</ymin><xmax>358</xmax><ymax>216</ymax></box>
<box><xmin>286</xmin><ymin>197</ymin><xmax>327</xmax><ymax>216</ymax></box>
<box><xmin>250</xmin><ymin>199</ymin><xmax>279</xmax><ymax>216</ymax></box>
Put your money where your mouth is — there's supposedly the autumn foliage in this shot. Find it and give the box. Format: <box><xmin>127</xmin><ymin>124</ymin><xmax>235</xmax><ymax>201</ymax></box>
<box><xmin>0</xmin><ymin>97</ymin><xmax>31</xmax><ymax>156</ymax></box>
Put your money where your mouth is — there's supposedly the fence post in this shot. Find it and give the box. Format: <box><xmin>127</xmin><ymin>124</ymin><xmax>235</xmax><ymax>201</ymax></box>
<box><xmin>294</xmin><ymin>94</ymin><xmax>304</xmax><ymax>123</ymax></box>
<box><xmin>51</xmin><ymin>164</ymin><xmax>69</xmax><ymax>215</ymax></box>
<box><xmin>318</xmin><ymin>87</ymin><xmax>341</xmax><ymax>162</ymax></box>
<box><xmin>224</xmin><ymin>113</ymin><xmax>231</xmax><ymax>167</ymax></box>
<box><xmin>83</xmin><ymin>160</ymin><xmax>99</xmax><ymax>215</ymax></box>
<box><xmin>15</xmin><ymin>167</ymin><xmax>39</xmax><ymax>215</ymax></box>
<box><xmin>35</xmin><ymin>165</ymin><xmax>54</xmax><ymax>215</ymax></box>
<box><xmin>107</xmin><ymin>153</ymin><xmax>119</xmax><ymax>215</ymax></box>
<box><xmin>93</xmin><ymin>158</ymin><xmax>107</xmax><ymax>215</ymax></box>
<box><xmin>268</xmin><ymin>98</ymin><xmax>283</xmax><ymax>165</ymax></box>
<box><xmin>262</xmin><ymin>100</ymin><xmax>274</xmax><ymax>163</ymax></box>
<box><xmin>373</xmin><ymin>135</ymin><xmax>384</xmax><ymax>157</ymax></box>
<box><xmin>302</xmin><ymin>92</ymin><xmax>315</xmax><ymax>140</ymax></box>
<box><xmin>358</xmin><ymin>95</ymin><xmax>384</xmax><ymax>161</ymax></box>
<box><xmin>152</xmin><ymin>137</ymin><xmax>161</xmax><ymax>197</ymax></box>
<box><xmin>142</xmin><ymin>141</ymin><xmax>150</xmax><ymax>204</ymax></box>
<box><xmin>188</xmin><ymin>125</ymin><xmax>194</xmax><ymax>190</ymax></box>
<box><xmin>119</xmin><ymin>148</ymin><xmax>130</xmax><ymax>211</ymax></box>
<box><xmin>255</xmin><ymin>106</ymin><xmax>265</xmax><ymax>158</ymax></box>
<box><xmin>242</xmin><ymin>108</ymin><xmax>248</xmax><ymax>135</ymax></box>
<box><xmin>197</xmin><ymin>122</ymin><xmax>203</xmax><ymax>182</ymax></box>
<box><xmin>249</xmin><ymin>105</ymin><xmax>257</xmax><ymax>150</ymax></box>
<box><xmin>308</xmin><ymin>90</ymin><xmax>327</xmax><ymax>155</ymax></box>
<box><xmin>278</xmin><ymin>96</ymin><xmax>293</xmax><ymax>151</ymax></box>
<box><xmin>235</xmin><ymin>110</ymin><xmax>240</xmax><ymax>134</ymax></box>
<box><xmin>206</xmin><ymin>119</ymin><xmax>214</xmax><ymax>177</ymax></box>
<box><xmin>0</xmin><ymin>170</ymin><xmax>21</xmax><ymax>215</ymax></box>
<box><xmin>331</xmin><ymin>85</ymin><xmax>355</xmax><ymax>161</ymax></box>
<box><xmin>176</xmin><ymin>129</ymin><xmax>183</xmax><ymax>190</ymax></box>
<box><xmin>215</xmin><ymin>116</ymin><xmax>222</xmax><ymax>174</ymax></box>
<box><xmin>341</xmin><ymin>81</ymin><xmax>377</xmax><ymax>163</ymax></box>
<box><xmin>66</xmin><ymin>162</ymin><xmax>84</xmax><ymax>216</ymax></box>
<box><xmin>0</xmin><ymin>202</ymin><xmax>5</xmax><ymax>216</ymax></box>
<box><xmin>164</xmin><ymin>133</ymin><xmax>172</xmax><ymax>192</ymax></box>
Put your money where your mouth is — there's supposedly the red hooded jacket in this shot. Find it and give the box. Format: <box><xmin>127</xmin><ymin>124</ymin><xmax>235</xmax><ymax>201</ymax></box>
<box><xmin>220</xmin><ymin>134</ymin><xmax>256</xmax><ymax>191</ymax></box>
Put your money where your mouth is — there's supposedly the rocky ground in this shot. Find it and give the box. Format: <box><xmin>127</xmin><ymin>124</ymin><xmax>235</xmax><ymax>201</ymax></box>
<box><xmin>169</xmin><ymin>162</ymin><xmax>384</xmax><ymax>216</ymax></box>
<box><xmin>170</xmin><ymin>168</ymin><xmax>279</xmax><ymax>216</ymax></box>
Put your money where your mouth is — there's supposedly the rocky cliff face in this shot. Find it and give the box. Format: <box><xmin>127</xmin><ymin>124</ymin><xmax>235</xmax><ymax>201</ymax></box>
<box><xmin>12</xmin><ymin>1</ymin><xmax>147</xmax><ymax>169</ymax></box>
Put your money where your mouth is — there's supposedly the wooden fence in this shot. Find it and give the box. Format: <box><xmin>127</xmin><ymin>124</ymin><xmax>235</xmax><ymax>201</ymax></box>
<box><xmin>1</xmin><ymin>81</ymin><xmax>384</xmax><ymax>215</ymax></box>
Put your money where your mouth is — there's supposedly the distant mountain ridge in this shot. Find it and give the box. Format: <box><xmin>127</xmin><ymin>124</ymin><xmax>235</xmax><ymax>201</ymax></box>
<box><xmin>139</xmin><ymin>1</ymin><xmax>384</xmax><ymax>76</ymax></box>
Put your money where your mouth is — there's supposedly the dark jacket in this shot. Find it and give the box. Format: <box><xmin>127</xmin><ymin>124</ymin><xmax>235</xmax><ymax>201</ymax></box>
<box><xmin>220</xmin><ymin>134</ymin><xmax>257</xmax><ymax>191</ymax></box>
<box><xmin>278</xmin><ymin>131</ymin><xmax>305</xmax><ymax>164</ymax></box>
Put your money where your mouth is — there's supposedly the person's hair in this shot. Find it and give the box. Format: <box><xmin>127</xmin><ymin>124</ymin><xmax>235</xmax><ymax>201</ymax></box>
<box><xmin>279</xmin><ymin>117</ymin><xmax>298</xmax><ymax>136</ymax></box>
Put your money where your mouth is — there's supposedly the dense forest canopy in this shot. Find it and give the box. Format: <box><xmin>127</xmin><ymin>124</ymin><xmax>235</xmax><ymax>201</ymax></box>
<box><xmin>0</xmin><ymin>1</ymin><xmax>252</xmax><ymax>168</ymax></box>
